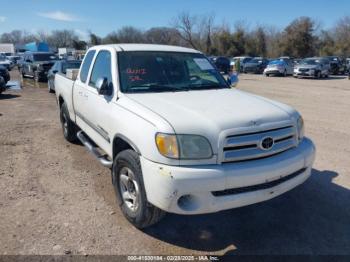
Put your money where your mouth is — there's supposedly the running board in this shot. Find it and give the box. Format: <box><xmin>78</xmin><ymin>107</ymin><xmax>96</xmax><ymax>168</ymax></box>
<box><xmin>77</xmin><ymin>131</ymin><xmax>113</xmax><ymax>168</ymax></box>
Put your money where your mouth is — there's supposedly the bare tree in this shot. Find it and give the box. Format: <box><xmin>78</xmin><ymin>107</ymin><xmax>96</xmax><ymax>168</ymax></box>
<box><xmin>47</xmin><ymin>30</ymin><xmax>79</xmax><ymax>49</ymax></box>
<box><xmin>115</xmin><ymin>26</ymin><xmax>144</xmax><ymax>43</ymax></box>
<box><xmin>173</xmin><ymin>12</ymin><xmax>200</xmax><ymax>49</ymax></box>
<box><xmin>333</xmin><ymin>16</ymin><xmax>350</xmax><ymax>56</ymax></box>
<box><xmin>144</xmin><ymin>27</ymin><xmax>181</xmax><ymax>45</ymax></box>
<box><xmin>88</xmin><ymin>31</ymin><xmax>102</xmax><ymax>46</ymax></box>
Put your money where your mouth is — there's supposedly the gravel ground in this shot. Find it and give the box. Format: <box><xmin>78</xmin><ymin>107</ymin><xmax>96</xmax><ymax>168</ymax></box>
<box><xmin>0</xmin><ymin>70</ymin><xmax>349</xmax><ymax>255</ymax></box>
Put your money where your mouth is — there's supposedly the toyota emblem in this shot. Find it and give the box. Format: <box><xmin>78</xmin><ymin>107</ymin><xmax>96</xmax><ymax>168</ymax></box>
<box><xmin>260</xmin><ymin>137</ymin><xmax>274</xmax><ymax>150</ymax></box>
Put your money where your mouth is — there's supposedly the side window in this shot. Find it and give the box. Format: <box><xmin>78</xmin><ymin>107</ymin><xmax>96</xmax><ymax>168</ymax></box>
<box><xmin>89</xmin><ymin>50</ymin><xmax>112</xmax><ymax>89</ymax></box>
<box><xmin>80</xmin><ymin>50</ymin><xmax>96</xmax><ymax>83</ymax></box>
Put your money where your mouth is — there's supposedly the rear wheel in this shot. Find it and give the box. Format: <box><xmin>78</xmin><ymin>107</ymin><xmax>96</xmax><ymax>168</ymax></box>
<box><xmin>60</xmin><ymin>102</ymin><xmax>77</xmax><ymax>142</ymax></box>
<box><xmin>34</xmin><ymin>71</ymin><xmax>40</xmax><ymax>82</ymax></box>
<box><xmin>112</xmin><ymin>150</ymin><xmax>165</xmax><ymax>228</ymax></box>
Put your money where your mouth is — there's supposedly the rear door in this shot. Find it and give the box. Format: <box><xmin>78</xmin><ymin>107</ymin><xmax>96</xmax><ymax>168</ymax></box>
<box><xmin>73</xmin><ymin>50</ymin><xmax>97</xmax><ymax>139</ymax></box>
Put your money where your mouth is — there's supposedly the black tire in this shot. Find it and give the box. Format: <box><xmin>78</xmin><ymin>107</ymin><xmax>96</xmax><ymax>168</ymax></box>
<box><xmin>265</xmin><ymin>73</ymin><xmax>269</xmax><ymax>77</ymax></box>
<box><xmin>34</xmin><ymin>71</ymin><xmax>40</xmax><ymax>82</ymax></box>
<box><xmin>283</xmin><ymin>70</ymin><xmax>287</xmax><ymax>77</ymax></box>
<box><xmin>112</xmin><ymin>149</ymin><xmax>165</xmax><ymax>228</ymax></box>
<box><xmin>60</xmin><ymin>102</ymin><xmax>77</xmax><ymax>142</ymax></box>
<box><xmin>316</xmin><ymin>71</ymin><xmax>321</xmax><ymax>79</ymax></box>
<box><xmin>21</xmin><ymin>69</ymin><xmax>26</xmax><ymax>78</ymax></box>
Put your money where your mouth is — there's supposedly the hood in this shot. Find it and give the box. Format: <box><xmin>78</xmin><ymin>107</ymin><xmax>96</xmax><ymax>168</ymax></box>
<box><xmin>125</xmin><ymin>89</ymin><xmax>295</xmax><ymax>139</ymax></box>
<box><xmin>34</xmin><ymin>61</ymin><xmax>55</xmax><ymax>65</ymax></box>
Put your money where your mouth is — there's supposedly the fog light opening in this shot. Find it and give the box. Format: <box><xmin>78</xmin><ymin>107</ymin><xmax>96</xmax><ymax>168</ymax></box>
<box><xmin>177</xmin><ymin>194</ymin><xmax>200</xmax><ymax>211</ymax></box>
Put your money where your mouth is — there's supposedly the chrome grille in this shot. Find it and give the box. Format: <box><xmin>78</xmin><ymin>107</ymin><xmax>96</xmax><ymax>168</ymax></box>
<box><xmin>222</xmin><ymin>125</ymin><xmax>297</xmax><ymax>163</ymax></box>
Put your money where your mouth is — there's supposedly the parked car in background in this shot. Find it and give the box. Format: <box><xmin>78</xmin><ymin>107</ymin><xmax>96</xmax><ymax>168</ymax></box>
<box><xmin>0</xmin><ymin>65</ymin><xmax>10</xmax><ymax>83</ymax></box>
<box><xmin>243</xmin><ymin>57</ymin><xmax>269</xmax><ymax>74</ymax></box>
<box><xmin>232</xmin><ymin>56</ymin><xmax>252</xmax><ymax>72</ymax></box>
<box><xmin>48</xmin><ymin>60</ymin><xmax>82</xmax><ymax>93</ymax></box>
<box><xmin>0</xmin><ymin>76</ymin><xmax>6</xmax><ymax>94</ymax></box>
<box><xmin>346</xmin><ymin>58</ymin><xmax>350</xmax><ymax>72</ymax></box>
<box><xmin>17</xmin><ymin>55</ymin><xmax>25</xmax><ymax>70</ymax></box>
<box><xmin>264</xmin><ymin>59</ymin><xmax>294</xmax><ymax>77</ymax></box>
<box><xmin>294</xmin><ymin>57</ymin><xmax>329</xmax><ymax>78</ymax></box>
<box><xmin>0</xmin><ymin>54</ymin><xmax>12</xmax><ymax>71</ymax></box>
<box><xmin>7</xmin><ymin>55</ymin><xmax>21</xmax><ymax>66</ymax></box>
<box><xmin>293</xmin><ymin>58</ymin><xmax>302</xmax><ymax>66</ymax></box>
<box><xmin>21</xmin><ymin>52</ymin><xmax>58</xmax><ymax>82</ymax></box>
<box><xmin>324</xmin><ymin>56</ymin><xmax>346</xmax><ymax>75</ymax></box>
<box><xmin>209</xmin><ymin>56</ymin><xmax>231</xmax><ymax>74</ymax></box>
<box><xmin>55</xmin><ymin>44</ymin><xmax>315</xmax><ymax>228</ymax></box>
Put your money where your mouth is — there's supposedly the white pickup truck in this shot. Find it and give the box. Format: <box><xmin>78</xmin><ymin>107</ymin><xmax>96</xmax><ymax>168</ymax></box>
<box><xmin>55</xmin><ymin>44</ymin><xmax>315</xmax><ymax>228</ymax></box>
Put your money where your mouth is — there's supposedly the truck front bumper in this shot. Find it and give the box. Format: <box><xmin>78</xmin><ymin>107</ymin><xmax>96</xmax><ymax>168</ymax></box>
<box><xmin>141</xmin><ymin>138</ymin><xmax>315</xmax><ymax>215</ymax></box>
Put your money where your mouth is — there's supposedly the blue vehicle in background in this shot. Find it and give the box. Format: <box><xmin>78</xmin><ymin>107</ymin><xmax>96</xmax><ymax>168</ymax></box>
<box><xmin>24</xmin><ymin>42</ymin><xmax>50</xmax><ymax>52</ymax></box>
<box><xmin>263</xmin><ymin>59</ymin><xmax>294</xmax><ymax>77</ymax></box>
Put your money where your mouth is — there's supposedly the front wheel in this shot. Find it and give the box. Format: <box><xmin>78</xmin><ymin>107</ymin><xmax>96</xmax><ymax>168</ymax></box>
<box><xmin>112</xmin><ymin>150</ymin><xmax>165</xmax><ymax>228</ymax></box>
<box><xmin>316</xmin><ymin>71</ymin><xmax>321</xmax><ymax>79</ymax></box>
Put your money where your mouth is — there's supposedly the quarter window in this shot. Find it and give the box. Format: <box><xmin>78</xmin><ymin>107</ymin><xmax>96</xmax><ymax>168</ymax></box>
<box><xmin>79</xmin><ymin>50</ymin><xmax>96</xmax><ymax>83</ymax></box>
<box><xmin>89</xmin><ymin>50</ymin><xmax>113</xmax><ymax>89</ymax></box>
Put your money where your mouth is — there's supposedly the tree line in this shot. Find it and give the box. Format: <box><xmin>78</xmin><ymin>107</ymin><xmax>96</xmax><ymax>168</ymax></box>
<box><xmin>1</xmin><ymin>13</ymin><xmax>350</xmax><ymax>58</ymax></box>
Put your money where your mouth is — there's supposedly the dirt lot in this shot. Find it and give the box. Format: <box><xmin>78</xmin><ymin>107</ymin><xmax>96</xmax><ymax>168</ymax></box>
<box><xmin>0</xmin><ymin>70</ymin><xmax>349</xmax><ymax>255</ymax></box>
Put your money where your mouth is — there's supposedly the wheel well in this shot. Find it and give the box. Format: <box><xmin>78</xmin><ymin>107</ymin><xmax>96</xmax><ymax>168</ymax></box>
<box><xmin>113</xmin><ymin>137</ymin><xmax>135</xmax><ymax>158</ymax></box>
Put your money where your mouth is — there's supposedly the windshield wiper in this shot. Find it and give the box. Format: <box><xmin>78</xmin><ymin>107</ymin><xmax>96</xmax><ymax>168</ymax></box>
<box><xmin>126</xmin><ymin>84</ymin><xmax>188</xmax><ymax>93</ymax></box>
<box><xmin>188</xmin><ymin>84</ymin><xmax>228</xmax><ymax>90</ymax></box>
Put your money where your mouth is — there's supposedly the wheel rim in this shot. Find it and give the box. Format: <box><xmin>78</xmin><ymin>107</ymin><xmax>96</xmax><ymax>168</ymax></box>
<box><xmin>119</xmin><ymin>167</ymin><xmax>139</xmax><ymax>212</ymax></box>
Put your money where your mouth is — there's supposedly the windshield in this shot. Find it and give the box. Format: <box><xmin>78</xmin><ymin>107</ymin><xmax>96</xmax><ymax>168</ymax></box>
<box><xmin>268</xmin><ymin>60</ymin><xmax>285</xmax><ymax>65</ymax></box>
<box><xmin>62</xmin><ymin>61</ymin><xmax>81</xmax><ymax>73</ymax></box>
<box><xmin>118</xmin><ymin>51</ymin><xmax>228</xmax><ymax>93</ymax></box>
<box><xmin>250</xmin><ymin>58</ymin><xmax>263</xmax><ymax>63</ymax></box>
<box><xmin>300</xmin><ymin>59</ymin><xmax>320</xmax><ymax>65</ymax></box>
<box><xmin>33</xmin><ymin>53</ymin><xmax>57</xmax><ymax>61</ymax></box>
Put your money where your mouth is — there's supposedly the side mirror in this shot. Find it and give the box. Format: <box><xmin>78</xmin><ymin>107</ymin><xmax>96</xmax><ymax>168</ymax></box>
<box><xmin>227</xmin><ymin>74</ymin><xmax>239</xmax><ymax>88</ymax></box>
<box><xmin>96</xmin><ymin>77</ymin><xmax>113</xmax><ymax>96</ymax></box>
<box><xmin>53</xmin><ymin>70</ymin><xmax>58</xmax><ymax>74</ymax></box>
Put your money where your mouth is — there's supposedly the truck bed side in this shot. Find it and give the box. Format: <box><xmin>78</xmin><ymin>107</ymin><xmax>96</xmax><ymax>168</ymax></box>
<box><xmin>55</xmin><ymin>73</ymin><xmax>76</xmax><ymax>122</ymax></box>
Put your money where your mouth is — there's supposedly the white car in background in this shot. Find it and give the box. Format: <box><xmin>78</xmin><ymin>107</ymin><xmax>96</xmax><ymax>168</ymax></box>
<box><xmin>264</xmin><ymin>59</ymin><xmax>294</xmax><ymax>77</ymax></box>
<box><xmin>294</xmin><ymin>57</ymin><xmax>330</xmax><ymax>79</ymax></box>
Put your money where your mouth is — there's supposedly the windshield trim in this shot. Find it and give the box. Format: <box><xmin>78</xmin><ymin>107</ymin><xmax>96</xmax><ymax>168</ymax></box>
<box><xmin>116</xmin><ymin>51</ymin><xmax>229</xmax><ymax>94</ymax></box>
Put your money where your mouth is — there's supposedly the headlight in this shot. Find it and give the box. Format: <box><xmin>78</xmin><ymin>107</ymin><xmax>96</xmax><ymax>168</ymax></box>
<box><xmin>297</xmin><ymin>116</ymin><xmax>304</xmax><ymax>141</ymax></box>
<box><xmin>155</xmin><ymin>133</ymin><xmax>213</xmax><ymax>159</ymax></box>
<box><xmin>155</xmin><ymin>133</ymin><xmax>179</xmax><ymax>159</ymax></box>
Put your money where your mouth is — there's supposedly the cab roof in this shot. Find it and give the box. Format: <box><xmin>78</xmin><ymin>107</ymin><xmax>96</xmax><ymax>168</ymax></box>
<box><xmin>90</xmin><ymin>44</ymin><xmax>201</xmax><ymax>54</ymax></box>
